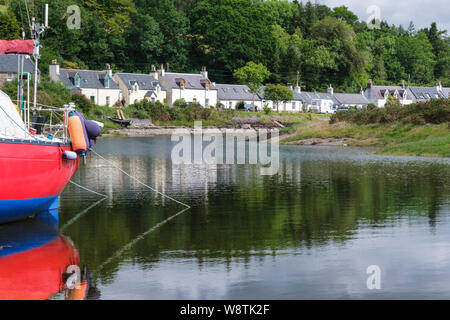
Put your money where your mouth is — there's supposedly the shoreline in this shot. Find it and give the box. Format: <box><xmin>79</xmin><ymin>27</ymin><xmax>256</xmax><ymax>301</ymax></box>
<box><xmin>102</xmin><ymin>124</ymin><xmax>449</xmax><ymax>158</ymax></box>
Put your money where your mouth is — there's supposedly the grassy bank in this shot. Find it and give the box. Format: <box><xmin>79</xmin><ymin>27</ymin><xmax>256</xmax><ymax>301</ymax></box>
<box><xmin>281</xmin><ymin>99</ymin><xmax>450</xmax><ymax>157</ymax></box>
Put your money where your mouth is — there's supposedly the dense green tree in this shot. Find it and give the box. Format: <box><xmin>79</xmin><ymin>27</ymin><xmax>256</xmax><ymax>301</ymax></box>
<box><xmin>264</xmin><ymin>84</ymin><xmax>294</xmax><ymax>112</ymax></box>
<box><xmin>190</xmin><ymin>0</ymin><xmax>276</xmax><ymax>82</ymax></box>
<box><xmin>330</xmin><ymin>6</ymin><xmax>358</xmax><ymax>26</ymax></box>
<box><xmin>233</xmin><ymin>62</ymin><xmax>270</xmax><ymax>106</ymax></box>
<box><xmin>0</xmin><ymin>10</ymin><xmax>20</xmax><ymax>40</ymax></box>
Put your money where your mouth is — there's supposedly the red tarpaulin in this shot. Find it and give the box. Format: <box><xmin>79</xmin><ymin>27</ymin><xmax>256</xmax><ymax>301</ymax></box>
<box><xmin>0</xmin><ymin>40</ymin><xmax>34</xmax><ymax>54</ymax></box>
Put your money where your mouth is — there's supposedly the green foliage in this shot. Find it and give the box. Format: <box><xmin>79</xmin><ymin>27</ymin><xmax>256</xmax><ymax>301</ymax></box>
<box><xmin>4</xmin><ymin>0</ymin><xmax>449</xmax><ymax>89</ymax></box>
<box><xmin>173</xmin><ymin>98</ymin><xmax>186</xmax><ymax>107</ymax></box>
<box><xmin>0</xmin><ymin>10</ymin><xmax>20</xmax><ymax>39</ymax></box>
<box><xmin>330</xmin><ymin>99</ymin><xmax>450</xmax><ymax>125</ymax></box>
<box><xmin>233</xmin><ymin>62</ymin><xmax>270</xmax><ymax>96</ymax></box>
<box><xmin>264</xmin><ymin>84</ymin><xmax>294</xmax><ymax>112</ymax></box>
<box><xmin>71</xmin><ymin>93</ymin><xmax>94</xmax><ymax>116</ymax></box>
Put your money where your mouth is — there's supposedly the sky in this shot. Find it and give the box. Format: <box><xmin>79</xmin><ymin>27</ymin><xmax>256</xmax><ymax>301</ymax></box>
<box><xmin>317</xmin><ymin>0</ymin><xmax>450</xmax><ymax>33</ymax></box>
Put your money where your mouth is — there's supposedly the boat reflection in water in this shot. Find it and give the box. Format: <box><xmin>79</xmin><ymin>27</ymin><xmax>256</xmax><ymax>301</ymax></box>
<box><xmin>0</xmin><ymin>211</ymin><xmax>97</xmax><ymax>300</ymax></box>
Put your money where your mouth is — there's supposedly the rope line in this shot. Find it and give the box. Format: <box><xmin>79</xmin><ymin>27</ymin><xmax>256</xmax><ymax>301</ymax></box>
<box><xmin>67</xmin><ymin>150</ymin><xmax>191</xmax><ymax>275</ymax></box>
<box><xmin>91</xmin><ymin>149</ymin><xmax>191</xmax><ymax>209</ymax></box>
<box><xmin>94</xmin><ymin>207</ymin><xmax>190</xmax><ymax>274</ymax></box>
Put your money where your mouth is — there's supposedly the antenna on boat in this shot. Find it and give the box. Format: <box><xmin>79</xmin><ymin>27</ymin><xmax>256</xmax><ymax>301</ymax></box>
<box><xmin>31</xmin><ymin>3</ymin><xmax>50</xmax><ymax>118</ymax></box>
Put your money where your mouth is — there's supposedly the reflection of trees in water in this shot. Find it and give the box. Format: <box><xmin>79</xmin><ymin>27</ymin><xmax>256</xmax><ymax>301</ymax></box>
<box><xmin>60</xmin><ymin>150</ymin><xmax>450</xmax><ymax>283</ymax></box>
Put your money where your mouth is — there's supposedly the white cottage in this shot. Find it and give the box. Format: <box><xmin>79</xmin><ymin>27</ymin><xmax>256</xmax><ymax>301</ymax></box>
<box><xmin>49</xmin><ymin>61</ymin><xmax>121</xmax><ymax>107</ymax></box>
<box><xmin>159</xmin><ymin>66</ymin><xmax>217</xmax><ymax>107</ymax></box>
<box><xmin>114</xmin><ymin>68</ymin><xmax>165</xmax><ymax>106</ymax></box>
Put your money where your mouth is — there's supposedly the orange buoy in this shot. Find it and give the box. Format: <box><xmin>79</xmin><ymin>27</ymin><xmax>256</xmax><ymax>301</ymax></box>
<box><xmin>68</xmin><ymin>115</ymin><xmax>87</xmax><ymax>154</ymax></box>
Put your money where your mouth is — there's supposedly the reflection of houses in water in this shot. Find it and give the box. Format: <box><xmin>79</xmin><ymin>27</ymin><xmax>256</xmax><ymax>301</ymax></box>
<box><xmin>78</xmin><ymin>149</ymin><xmax>304</xmax><ymax>202</ymax></box>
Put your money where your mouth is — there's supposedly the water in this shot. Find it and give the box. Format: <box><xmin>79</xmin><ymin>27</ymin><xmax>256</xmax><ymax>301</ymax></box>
<box><xmin>4</xmin><ymin>136</ymin><xmax>450</xmax><ymax>299</ymax></box>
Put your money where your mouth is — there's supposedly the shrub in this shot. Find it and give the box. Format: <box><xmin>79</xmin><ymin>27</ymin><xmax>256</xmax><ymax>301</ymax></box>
<box><xmin>71</xmin><ymin>93</ymin><xmax>94</xmax><ymax>115</ymax></box>
<box><xmin>330</xmin><ymin>98</ymin><xmax>450</xmax><ymax>125</ymax></box>
<box><xmin>173</xmin><ymin>98</ymin><xmax>186</xmax><ymax>107</ymax></box>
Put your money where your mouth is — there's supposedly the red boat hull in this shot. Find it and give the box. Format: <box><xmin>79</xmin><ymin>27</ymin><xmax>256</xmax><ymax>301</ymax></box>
<box><xmin>0</xmin><ymin>139</ymin><xmax>79</xmax><ymax>223</ymax></box>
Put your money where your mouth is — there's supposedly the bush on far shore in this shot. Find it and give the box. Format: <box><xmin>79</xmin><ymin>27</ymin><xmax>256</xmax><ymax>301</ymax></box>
<box><xmin>330</xmin><ymin>99</ymin><xmax>450</xmax><ymax>125</ymax></box>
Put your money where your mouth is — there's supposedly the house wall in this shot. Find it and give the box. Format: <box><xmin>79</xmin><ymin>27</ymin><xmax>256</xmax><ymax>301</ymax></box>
<box><xmin>376</xmin><ymin>97</ymin><xmax>414</xmax><ymax>108</ymax></box>
<box><xmin>169</xmin><ymin>88</ymin><xmax>217</xmax><ymax>107</ymax></box>
<box><xmin>114</xmin><ymin>74</ymin><xmax>166</xmax><ymax>106</ymax></box>
<box><xmin>219</xmin><ymin>99</ymin><xmax>263</xmax><ymax>109</ymax></box>
<box><xmin>80</xmin><ymin>88</ymin><xmax>121</xmax><ymax>107</ymax></box>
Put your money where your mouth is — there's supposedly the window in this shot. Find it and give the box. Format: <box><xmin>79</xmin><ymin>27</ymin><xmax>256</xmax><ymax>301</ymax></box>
<box><xmin>75</xmin><ymin>74</ymin><xmax>81</xmax><ymax>87</ymax></box>
<box><xmin>6</xmin><ymin>73</ymin><xmax>14</xmax><ymax>81</ymax></box>
<box><xmin>229</xmin><ymin>102</ymin><xmax>232</xmax><ymax>108</ymax></box>
<box><xmin>106</xmin><ymin>96</ymin><xmax>110</xmax><ymax>106</ymax></box>
<box><xmin>205</xmin><ymin>99</ymin><xmax>209</xmax><ymax>106</ymax></box>
<box><xmin>90</xmin><ymin>96</ymin><xmax>95</xmax><ymax>103</ymax></box>
<box><xmin>151</xmin><ymin>97</ymin><xmax>155</xmax><ymax>103</ymax></box>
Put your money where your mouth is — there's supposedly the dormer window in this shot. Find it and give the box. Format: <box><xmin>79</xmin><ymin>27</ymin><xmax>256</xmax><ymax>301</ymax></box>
<box><xmin>176</xmin><ymin>78</ymin><xmax>186</xmax><ymax>89</ymax></box>
<box><xmin>75</xmin><ymin>73</ymin><xmax>81</xmax><ymax>87</ymax></box>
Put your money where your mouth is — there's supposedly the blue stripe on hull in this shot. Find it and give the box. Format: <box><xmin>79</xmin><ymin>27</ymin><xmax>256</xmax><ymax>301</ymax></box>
<box><xmin>0</xmin><ymin>196</ymin><xmax>58</xmax><ymax>224</ymax></box>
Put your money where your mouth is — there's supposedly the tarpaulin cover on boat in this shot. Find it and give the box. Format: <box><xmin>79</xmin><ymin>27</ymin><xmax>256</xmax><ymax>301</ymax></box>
<box><xmin>0</xmin><ymin>40</ymin><xmax>34</xmax><ymax>54</ymax></box>
<box><xmin>0</xmin><ymin>90</ymin><xmax>29</xmax><ymax>139</ymax></box>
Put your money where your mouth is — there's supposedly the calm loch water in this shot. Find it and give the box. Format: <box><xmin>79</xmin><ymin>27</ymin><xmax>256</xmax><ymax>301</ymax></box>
<box><xmin>6</xmin><ymin>136</ymin><xmax>450</xmax><ymax>299</ymax></box>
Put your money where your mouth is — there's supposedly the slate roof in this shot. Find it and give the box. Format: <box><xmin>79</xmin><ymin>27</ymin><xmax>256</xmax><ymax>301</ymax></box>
<box><xmin>365</xmin><ymin>85</ymin><xmax>409</xmax><ymax>102</ymax></box>
<box><xmin>58</xmin><ymin>69</ymin><xmax>119</xmax><ymax>90</ymax></box>
<box><xmin>290</xmin><ymin>90</ymin><xmax>338</xmax><ymax>104</ymax></box>
<box><xmin>216</xmin><ymin>84</ymin><xmax>259</xmax><ymax>101</ymax></box>
<box><xmin>334</xmin><ymin>93</ymin><xmax>370</xmax><ymax>105</ymax></box>
<box><xmin>0</xmin><ymin>54</ymin><xmax>40</xmax><ymax>74</ymax></box>
<box><xmin>408</xmin><ymin>86</ymin><xmax>445</xmax><ymax>101</ymax></box>
<box><xmin>161</xmin><ymin>72</ymin><xmax>215</xmax><ymax>90</ymax></box>
<box><xmin>115</xmin><ymin>72</ymin><xmax>160</xmax><ymax>90</ymax></box>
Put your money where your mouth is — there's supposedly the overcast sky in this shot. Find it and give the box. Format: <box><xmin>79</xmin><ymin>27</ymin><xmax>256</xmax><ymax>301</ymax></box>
<box><xmin>317</xmin><ymin>0</ymin><xmax>449</xmax><ymax>33</ymax></box>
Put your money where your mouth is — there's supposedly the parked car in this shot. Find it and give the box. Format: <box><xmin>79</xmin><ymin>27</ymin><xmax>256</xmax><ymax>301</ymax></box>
<box><xmin>336</xmin><ymin>106</ymin><xmax>350</xmax><ymax>112</ymax></box>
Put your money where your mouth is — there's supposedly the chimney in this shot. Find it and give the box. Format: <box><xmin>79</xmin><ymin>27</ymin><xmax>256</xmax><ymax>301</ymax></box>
<box><xmin>106</xmin><ymin>64</ymin><xmax>112</xmax><ymax>77</ymax></box>
<box><xmin>437</xmin><ymin>81</ymin><xmax>442</xmax><ymax>92</ymax></box>
<box><xmin>360</xmin><ymin>87</ymin><xmax>364</xmax><ymax>95</ymax></box>
<box><xmin>368</xmin><ymin>79</ymin><xmax>373</xmax><ymax>88</ymax></box>
<box><xmin>49</xmin><ymin>59</ymin><xmax>60</xmax><ymax>82</ymax></box>
<box><xmin>158</xmin><ymin>64</ymin><xmax>165</xmax><ymax>77</ymax></box>
<box><xmin>150</xmin><ymin>64</ymin><xmax>158</xmax><ymax>80</ymax></box>
<box><xmin>289</xmin><ymin>85</ymin><xmax>293</xmax><ymax>90</ymax></box>
<box><xmin>294</xmin><ymin>85</ymin><xmax>301</xmax><ymax>93</ymax></box>
<box><xmin>201</xmin><ymin>66</ymin><xmax>208</xmax><ymax>79</ymax></box>
<box><xmin>327</xmin><ymin>84</ymin><xmax>334</xmax><ymax>95</ymax></box>
<box><xmin>401</xmin><ymin>80</ymin><xmax>405</xmax><ymax>89</ymax></box>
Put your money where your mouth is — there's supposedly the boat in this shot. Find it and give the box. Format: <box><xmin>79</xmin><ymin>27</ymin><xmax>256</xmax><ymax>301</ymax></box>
<box><xmin>0</xmin><ymin>20</ymin><xmax>100</xmax><ymax>224</ymax></box>
<box><xmin>0</xmin><ymin>217</ymin><xmax>91</xmax><ymax>300</ymax></box>
<box><xmin>108</xmin><ymin>116</ymin><xmax>132</xmax><ymax>127</ymax></box>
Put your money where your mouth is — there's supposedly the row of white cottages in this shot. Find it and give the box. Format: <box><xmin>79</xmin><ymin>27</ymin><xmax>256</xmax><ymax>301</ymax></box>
<box><xmin>46</xmin><ymin>60</ymin><xmax>449</xmax><ymax>112</ymax></box>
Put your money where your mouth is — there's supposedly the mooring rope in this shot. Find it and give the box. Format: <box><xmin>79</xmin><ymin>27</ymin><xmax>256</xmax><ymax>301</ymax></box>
<box><xmin>94</xmin><ymin>206</ymin><xmax>190</xmax><ymax>274</ymax></box>
<box><xmin>67</xmin><ymin>149</ymin><xmax>191</xmax><ymax>275</ymax></box>
<box><xmin>90</xmin><ymin>149</ymin><xmax>191</xmax><ymax>209</ymax></box>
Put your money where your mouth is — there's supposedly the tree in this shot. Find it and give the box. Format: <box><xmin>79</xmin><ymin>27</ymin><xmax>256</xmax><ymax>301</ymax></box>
<box><xmin>124</xmin><ymin>13</ymin><xmax>163</xmax><ymax>72</ymax></box>
<box><xmin>190</xmin><ymin>0</ymin><xmax>276</xmax><ymax>82</ymax></box>
<box><xmin>233</xmin><ymin>62</ymin><xmax>270</xmax><ymax>107</ymax></box>
<box><xmin>264</xmin><ymin>84</ymin><xmax>294</xmax><ymax>112</ymax></box>
<box><xmin>0</xmin><ymin>10</ymin><xmax>20</xmax><ymax>40</ymax></box>
<box><xmin>330</xmin><ymin>6</ymin><xmax>358</xmax><ymax>26</ymax></box>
